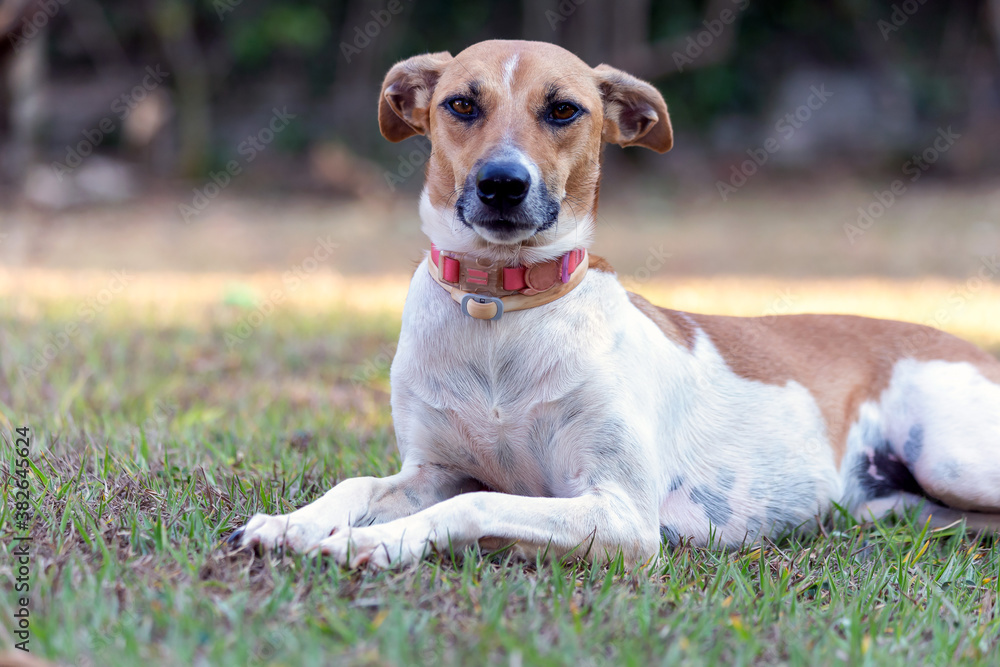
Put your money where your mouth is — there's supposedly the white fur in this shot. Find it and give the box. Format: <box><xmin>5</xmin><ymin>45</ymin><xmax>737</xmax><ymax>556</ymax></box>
<box><xmin>501</xmin><ymin>55</ymin><xmax>519</xmax><ymax>94</ymax></box>
<box><xmin>842</xmin><ymin>358</ymin><xmax>1000</xmax><ymax>521</ymax></box>
<box><xmin>235</xmin><ymin>48</ymin><xmax>1000</xmax><ymax>565</ymax></box>
<box><xmin>238</xmin><ymin>249</ymin><xmax>849</xmax><ymax>566</ymax></box>
<box><xmin>237</xmin><ymin>202</ymin><xmax>1000</xmax><ymax>568</ymax></box>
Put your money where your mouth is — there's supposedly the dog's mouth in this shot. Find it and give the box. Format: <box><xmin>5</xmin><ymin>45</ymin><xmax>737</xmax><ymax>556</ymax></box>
<box><xmin>456</xmin><ymin>187</ymin><xmax>561</xmax><ymax>245</ymax></box>
<box><xmin>457</xmin><ymin>208</ymin><xmax>552</xmax><ymax>243</ymax></box>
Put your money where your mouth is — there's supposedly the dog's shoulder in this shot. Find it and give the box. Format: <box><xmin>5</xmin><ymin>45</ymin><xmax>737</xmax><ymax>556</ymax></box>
<box><xmin>623</xmin><ymin>290</ymin><xmax>698</xmax><ymax>350</ymax></box>
<box><xmin>586</xmin><ymin>253</ymin><xmax>617</xmax><ymax>274</ymax></box>
<box><xmin>584</xmin><ymin>253</ymin><xmax>698</xmax><ymax>350</ymax></box>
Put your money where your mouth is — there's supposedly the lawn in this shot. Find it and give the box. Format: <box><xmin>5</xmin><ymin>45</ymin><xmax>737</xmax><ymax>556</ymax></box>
<box><xmin>1</xmin><ymin>189</ymin><xmax>999</xmax><ymax>666</ymax></box>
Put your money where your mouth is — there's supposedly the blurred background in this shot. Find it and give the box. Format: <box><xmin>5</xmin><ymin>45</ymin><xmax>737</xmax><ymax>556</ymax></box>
<box><xmin>1</xmin><ymin>0</ymin><xmax>1000</xmax><ymax>273</ymax></box>
<box><xmin>1</xmin><ymin>0</ymin><xmax>999</xmax><ymax>398</ymax></box>
<box><xmin>2</xmin><ymin>0</ymin><xmax>1000</xmax><ymax>190</ymax></box>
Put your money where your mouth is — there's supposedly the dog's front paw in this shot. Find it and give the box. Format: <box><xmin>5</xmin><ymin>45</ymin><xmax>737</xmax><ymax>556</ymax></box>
<box><xmin>314</xmin><ymin>521</ymin><xmax>433</xmax><ymax>570</ymax></box>
<box><xmin>230</xmin><ymin>512</ymin><xmax>339</xmax><ymax>553</ymax></box>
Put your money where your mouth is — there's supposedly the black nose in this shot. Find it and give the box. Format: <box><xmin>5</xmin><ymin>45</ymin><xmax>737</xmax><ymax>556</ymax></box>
<box><xmin>476</xmin><ymin>162</ymin><xmax>530</xmax><ymax>210</ymax></box>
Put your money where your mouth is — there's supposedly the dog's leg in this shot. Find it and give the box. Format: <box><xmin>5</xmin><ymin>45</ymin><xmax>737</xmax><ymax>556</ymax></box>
<box><xmin>231</xmin><ymin>464</ymin><xmax>471</xmax><ymax>553</ymax></box>
<box><xmin>881</xmin><ymin>360</ymin><xmax>1000</xmax><ymax>514</ymax></box>
<box><xmin>855</xmin><ymin>492</ymin><xmax>1000</xmax><ymax>532</ymax></box>
<box><xmin>313</xmin><ymin>486</ymin><xmax>660</xmax><ymax>570</ymax></box>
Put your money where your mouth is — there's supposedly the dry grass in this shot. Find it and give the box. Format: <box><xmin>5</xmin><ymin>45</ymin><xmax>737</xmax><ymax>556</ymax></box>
<box><xmin>2</xmin><ymin>268</ymin><xmax>997</xmax><ymax>352</ymax></box>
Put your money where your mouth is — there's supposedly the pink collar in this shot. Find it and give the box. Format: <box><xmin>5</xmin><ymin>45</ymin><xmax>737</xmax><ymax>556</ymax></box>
<box><xmin>428</xmin><ymin>244</ymin><xmax>588</xmax><ymax>320</ymax></box>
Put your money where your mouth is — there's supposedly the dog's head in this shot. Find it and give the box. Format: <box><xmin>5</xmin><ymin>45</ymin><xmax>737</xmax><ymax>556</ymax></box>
<box><xmin>379</xmin><ymin>40</ymin><xmax>672</xmax><ymax>261</ymax></box>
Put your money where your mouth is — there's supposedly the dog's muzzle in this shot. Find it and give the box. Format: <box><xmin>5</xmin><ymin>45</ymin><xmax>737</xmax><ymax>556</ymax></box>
<box><xmin>457</xmin><ymin>158</ymin><xmax>560</xmax><ymax>241</ymax></box>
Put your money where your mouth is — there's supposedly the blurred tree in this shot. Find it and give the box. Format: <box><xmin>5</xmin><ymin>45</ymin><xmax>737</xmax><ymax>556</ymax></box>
<box><xmin>1</xmin><ymin>0</ymin><xmax>998</xmax><ymax>191</ymax></box>
<box><xmin>146</xmin><ymin>0</ymin><xmax>209</xmax><ymax>178</ymax></box>
<box><xmin>2</xmin><ymin>0</ymin><xmax>44</xmax><ymax>180</ymax></box>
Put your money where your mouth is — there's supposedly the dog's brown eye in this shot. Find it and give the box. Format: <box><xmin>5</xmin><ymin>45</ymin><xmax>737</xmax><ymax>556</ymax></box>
<box><xmin>550</xmin><ymin>103</ymin><xmax>579</xmax><ymax>121</ymax></box>
<box><xmin>449</xmin><ymin>98</ymin><xmax>475</xmax><ymax>115</ymax></box>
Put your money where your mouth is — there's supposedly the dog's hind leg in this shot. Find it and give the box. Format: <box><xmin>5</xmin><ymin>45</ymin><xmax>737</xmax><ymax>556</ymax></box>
<box><xmin>843</xmin><ymin>358</ymin><xmax>1000</xmax><ymax>533</ymax></box>
<box><xmin>846</xmin><ymin>358</ymin><xmax>1000</xmax><ymax>531</ymax></box>
<box><xmin>880</xmin><ymin>359</ymin><xmax>1000</xmax><ymax>516</ymax></box>
<box><xmin>855</xmin><ymin>492</ymin><xmax>1000</xmax><ymax>532</ymax></box>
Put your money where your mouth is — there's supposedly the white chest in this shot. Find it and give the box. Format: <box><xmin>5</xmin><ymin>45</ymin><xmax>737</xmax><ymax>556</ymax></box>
<box><xmin>389</xmin><ymin>261</ymin><xmax>842</xmax><ymax>543</ymax></box>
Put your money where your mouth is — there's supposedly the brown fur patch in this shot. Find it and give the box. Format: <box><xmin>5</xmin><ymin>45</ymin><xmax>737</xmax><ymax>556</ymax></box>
<box><xmin>626</xmin><ymin>293</ymin><xmax>1000</xmax><ymax>467</ymax></box>
<box><xmin>686</xmin><ymin>313</ymin><xmax>1000</xmax><ymax>466</ymax></box>
<box><xmin>627</xmin><ymin>292</ymin><xmax>697</xmax><ymax>350</ymax></box>
<box><xmin>587</xmin><ymin>254</ymin><xmax>616</xmax><ymax>274</ymax></box>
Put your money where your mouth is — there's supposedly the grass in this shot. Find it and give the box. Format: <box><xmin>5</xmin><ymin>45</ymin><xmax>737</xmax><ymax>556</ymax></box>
<box><xmin>2</xmin><ymin>265</ymin><xmax>999</xmax><ymax>666</ymax></box>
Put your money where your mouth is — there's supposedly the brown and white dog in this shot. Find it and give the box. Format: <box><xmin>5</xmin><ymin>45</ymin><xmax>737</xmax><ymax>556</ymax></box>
<box><xmin>231</xmin><ymin>40</ymin><xmax>1000</xmax><ymax>569</ymax></box>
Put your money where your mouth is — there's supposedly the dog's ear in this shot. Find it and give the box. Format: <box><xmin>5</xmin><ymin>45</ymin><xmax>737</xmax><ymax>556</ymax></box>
<box><xmin>594</xmin><ymin>64</ymin><xmax>673</xmax><ymax>153</ymax></box>
<box><xmin>378</xmin><ymin>51</ymin><xmax>453</xmax><ymax>142</ymax></box>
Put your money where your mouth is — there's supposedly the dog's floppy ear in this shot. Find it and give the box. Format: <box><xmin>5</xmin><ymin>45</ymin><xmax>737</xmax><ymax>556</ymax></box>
<box><xmin>378</xmin><ymin>51</ymin><xmax>453</xmax><ymax>142</ymax></box>
<box><xmin>594</xmin><ymin>64</ymin><xmax>673</xmax><ymax>153</ymax></box>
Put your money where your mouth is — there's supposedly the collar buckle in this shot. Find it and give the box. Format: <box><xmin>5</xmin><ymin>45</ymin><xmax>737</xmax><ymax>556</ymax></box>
<box><xmin>461</xmin><ymin>293</ymin><xmax>504</xmax><ymax>320</ymax></box>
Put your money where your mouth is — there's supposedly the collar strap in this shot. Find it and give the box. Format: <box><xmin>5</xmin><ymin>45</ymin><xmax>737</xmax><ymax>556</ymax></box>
<box><xmin>428</xmin><ymin>245</ymin><xmax>588</xmax><ymax>320</ymax></box>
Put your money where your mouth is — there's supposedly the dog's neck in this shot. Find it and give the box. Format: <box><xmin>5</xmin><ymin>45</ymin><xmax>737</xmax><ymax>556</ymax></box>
<box><xmin>418</xmin><ymin>189</ymin><xmax>596</xmax><ymax>267</ymax></box>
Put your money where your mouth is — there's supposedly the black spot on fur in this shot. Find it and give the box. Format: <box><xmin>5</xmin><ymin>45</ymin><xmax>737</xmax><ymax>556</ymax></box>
<box><xmin>717</xmin><ymin>469</ymin><xmax>736</xmax><ymax>492</ymax></box>
<box><xmin>939</xmin><ymin>460</ymin><xmax>962</xmax><ymax>481</ymax></box>
<box><xmin>903</xmin><ymin>425</ymin><xmax>924</xmax><ymax>464</ymax></box>
<box><xmin>466</xmin><ymin>362</ymin><xmax>492</xmax><ymax>399</ymax></box>
<box><xmin>495</xmin><ymin>437</ymin><xmax>517</xmax><ymax>472</ymax></box>
<box><xmin>854</xmin><ymin>441</ymin><xmax>926</xmax><ymax>500</ymax></box>
<box><xmin>404</xmin><ymin>487</ymin><xmax>422</xmax><ymax>509</ymax></box>
<box><xmin>611</xmin><ymin>329</ymin><xmax>626</xmax><ymax>353</ymax></box>
<box><xmin>690</xmin><ymin>486</ymin><xmax>732</xmax><ymax>527</ymax></box>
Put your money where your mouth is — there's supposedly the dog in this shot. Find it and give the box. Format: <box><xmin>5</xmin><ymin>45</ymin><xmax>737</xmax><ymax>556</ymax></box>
<box><xmin>231</xmin><ymin>40</ymin><xmax>1000</xmax><ymax>569</ymax></box>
